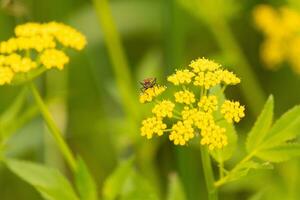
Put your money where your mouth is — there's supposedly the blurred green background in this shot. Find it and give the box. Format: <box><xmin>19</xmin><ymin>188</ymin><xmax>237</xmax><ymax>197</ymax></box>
<box><xmin>1</xmin><ymin>0</ymin><xmax>300</xmax><ymax>199</ymax></box>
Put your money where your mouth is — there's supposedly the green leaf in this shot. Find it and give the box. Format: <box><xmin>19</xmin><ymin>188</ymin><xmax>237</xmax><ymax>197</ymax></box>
<box><xmin>119</xmin><ymin>171</ymin><xmax>159</xmax><ymax>200</ymax></box>
<box><xmin>75</xmin><ymin>158</ymin><xmax>98</xmax><ymax>200</ymax></box>
<box><xmin>5</xmin><ymin>158</ymin><xmax>79</xmax><ymax>200</ymax></box>
<box><xmin>209</xmin><ymin>86</ymin><xmax>237</xmax><ymax>162</ymax></box>
<box><xmin>103</xmin><ymin>157</ymin><xmax>159</xmax><ymax>200</ymax></box>
<box><xmin>226</xmin><ymin>161</ymin><xmax>273</xmax><ymax>183</ymax></box>
<box><xmin>256</xmin><ymin>143</ymin><xmax>300</xmax><ymax>162</ymax></box>
<box><xmin>246</xmin><ymin>95</ymin><xmax>274</xmax><ymax>153</ymax></box>
<box><xmin>166</xmin><ymin>174</ymin><xmax>187</xmax><ymax>200</ymax></box>
<box><xmin>261</xmin><ymin>106</ymin><xmax>300</xmax><ymax>149</ymax></box>
<box><xmin>103</xmin><ymin>158</ymin><xmax>134</xmax><ymax>200</ymax></box>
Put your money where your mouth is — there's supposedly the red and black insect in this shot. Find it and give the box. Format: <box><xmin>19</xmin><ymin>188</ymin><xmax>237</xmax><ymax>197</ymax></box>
<box><xmin>140</xmin><ymin>77</ymin><xmax>157</xmax><ymax>92</ymax></box>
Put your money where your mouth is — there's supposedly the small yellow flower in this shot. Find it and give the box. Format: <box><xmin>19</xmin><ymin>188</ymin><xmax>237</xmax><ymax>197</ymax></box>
<box><xmin>219</xmin><ymin>70</ymin><xmax>240</xmax><ymax>85</ymax></box>
<box><xmin>141</xmin><ymin>117</ymin><xmax>167</xmax><ymax>139</ymax></box>
<box><xmin>0</xmin><ymin>66</ymin><xmax>14</xmax><ymax>85</ymax></box>
<box><xmin>200</xmin><ymin>124</ymin><xmax>227</xmax><ymax>150</ymax></box>
<box><xmin>194</xmin><ymin>71</ymin><xmax>221</xmax><ymax>89</ymax></box>
<box><xmin>139</xmin><ymin>85</ymin><xmax>166</xmax><ymax>103</ymax></box>
<box><xmin>174</xmin><ymin>90</ymin><xmax>195</xmax><ymax>104</ymax></box>
<box><xmin>221</xmin><ymin>100</ymin><xmax>245</xmax><ymax>123</ymax></box>
<box><xmin>169</xmin><ymin>120</ymin><xmax>194</xmax><ymax>145</ymax></box>
<box><xmin>198</xmin><ymin>95</ymin><xmax>218</xmax><ymax>113</ymax></box>
<box><xmin>40</xmin><ymin>49</ymin><xmax>69</xmax><ymax>70</ymax></box>
<box><xmin>152</xmin><ymin>100</ymin><xmax>175</xmax><ymax>118</ymax></box>
<box><xmin>189</xmin><ymin>57</ymin><xmax>221</xmax><ymax>73</ymax></box>
<box><xmin>167</xmin><ymin>69</ymin><xmax>194</xmax><ymax>85</ymax></box>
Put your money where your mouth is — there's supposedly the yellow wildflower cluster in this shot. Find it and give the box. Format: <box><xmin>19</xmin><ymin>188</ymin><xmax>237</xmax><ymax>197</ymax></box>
<box><xmin>141</xmin><ymin>117</ymin><xmax>167</xmax><ymax>139</ymax></box>
<box><xmin>40</xmin><ymin>49</ymin><xmax>69</xmax><ymax>70</ymax></box>
<box><xmin>167</xmin><ymin>69</ymin><xmax>194</xmax><ymax>85</ymax></box>
<box><xmin>253</xmin><ymin>5</ymin><xmax>300</xmax><ymax>74</ymax></box>
<box><xmin>174</xmin><ymin>90</ymin><xmax>195</xmax><ymax>104</ymax></box>
<box><xmin>140</xmin><ymin>58</ymin><xmax>245</xmax><ymax>150</ymax></box>
<box><xmin>221</xmin><ymin>100</ymin><xmax>245</xmax><ymax>123</ymax></box>
<box><xmin>152</xmin><ymin>100</ymin><xmax>175</xmax><ymax>118</ymax></box>
<box><xmin>139</xmin><ymin>85</ymin><xmax>166</xmax><ymax>103</ymax></box>
<box><xmin>188</xmin><ymin>58</ymin><xmax>240</xmax><ymax>89</ymax></box>
<box><xmin>169</xmin><ymin>121</ymin><xmax>194</xmax><ymax>145</ymax></box>
<box><xmin>198</xmin><ymin>95</ymin><xmax>218</xmax><ymax>113</ymax></box>
<box><xmin>0</xmin><ymin>22</ymin><xmax>86</xmax><ymax>85</ymax></box>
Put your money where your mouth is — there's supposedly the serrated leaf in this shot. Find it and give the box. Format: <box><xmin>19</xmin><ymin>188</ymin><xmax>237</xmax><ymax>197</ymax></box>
<box><xmin>256</xmin><ymin>143</ymin><xmax>300</xmax><ymax>162</ymax></box>
<box><xmin>5</xmin><ymin>158</ymin><xmax>79</xmax><ymax>200</ymax></box>
<box><xmin>261</xmin><ymin>106</ymin><xmax>300</xmax><ymax>149</ymax></box>
<box><xmin>226</xmin><ymin>161</ymin><xmax>272</xmax><ymax>183</ymax></box>
<box><xmin>246</xmin><ymin>95</ymin><xmax>274</xmax><ymax>153</ymax></box>
<box><xmin>166</xmin><ymin>174</ymin><xmax>187</xmax><ymax>200</ymax></box>
<box><xmin>103</xmin><ymin>158</ymin><xmax>134</xmax><ymax>200</ymax></box>
<box><xmin>75</xmin><ymin>158</ymin><xmax>98</xmax><ymax>200</ymax></box>
<box><xmin>209</xmin><ymin>86</ymin><xmax>237</xmax><ymax>162</ymax></box>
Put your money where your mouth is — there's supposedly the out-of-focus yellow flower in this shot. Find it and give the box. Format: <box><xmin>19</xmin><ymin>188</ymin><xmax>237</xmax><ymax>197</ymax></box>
<box><xmin>141</xmin><ymin>117</ymin><xmax>167</xmax><ymax>139</ymax></box>
<box><xmin>14</xmin><ymin>22</ymin><xmax>87</xmax><ymax>51</ymax></box>
<box><xmin>167</xmin><ymin>69</ymin><xmax>194</xmax><ymax>85</ymax></box>
<box><xmin>0</xmin><ymin>22</ymin><xmax>86</xmax><ymax>86</ymax></box>
<box><xmin>253</xmin><ymin>5</ymin><xmax>300</xmax><ymax>74</ymax></box>
<box><xmin>221</xmin><ymin>100</ymin><xmax>245</xmax><ymax>123</ymax></box>
<box><xmin>40</xmin><ymin>49</ymin><xmax>69</xmax><ymax>70</ymax></box>
<box><xmin>2</xmin><ymin>54</ymin><xmax>37</xmax><ymax>73</ymax></box>
<box><xmin>140</xmin><ymin>57</ymin><xmax>245</xmax><ymax>150</ymax></box>
<box><xmin>0</xmin><ymin>66</ymin><xmax>14</xmax><ymax>85</ymax></box>
<box><xmin>139</xmin><ymin>85</ymin><xmax>166</xmax><ymax>103</ymax></box>
<box><xmin>174</xmin><ymin>90</ymin><xmax>195</xmax><ymax>104</ymax></box>
<box><xmin>198</xmin><ymin>95</ymin><xmax>218</xmax><ymax>113</ymax></box>
<box><xmin>152</xmin><ymin>100</ymin><xmax>175</xmax><ymax>118</ymax></box>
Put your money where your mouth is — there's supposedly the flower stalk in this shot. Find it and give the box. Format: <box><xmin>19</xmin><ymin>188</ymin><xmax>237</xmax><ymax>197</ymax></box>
<box><xmin>201</xmin><ymin>145</ymin><xmax>218</xmax><ymax>200</ymax></box>
<box><xmin>29</xmin><ymin>82</ymin><xmax>77</xmax><ymax>171</ymax></box>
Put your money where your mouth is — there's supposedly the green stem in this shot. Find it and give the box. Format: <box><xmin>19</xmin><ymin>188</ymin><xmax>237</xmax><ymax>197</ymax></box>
<box><xmin>214</xmin><ymin>150</ymin><xmax>256</xmax><ymax>187</ymax></box>
<box><xmin>91</xmin><ymin>0</ymin><xmax>139</xmax><ymax>123</ymax></box>
<box><xmin>29</xmin><ymin>82</ymin><xmax>77</xmax><ymax>171</ymax></box>
<box><xmin>201</xmin><ymin>145</ymin><xmax>218</xmax><ymax>200</ymax></box>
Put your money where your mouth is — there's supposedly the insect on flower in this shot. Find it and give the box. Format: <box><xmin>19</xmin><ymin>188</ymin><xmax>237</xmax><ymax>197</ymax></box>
<box><xmin>140</xmin><ymin>77</ymin><xmax>157</xmax><ymax>92</ymax></box>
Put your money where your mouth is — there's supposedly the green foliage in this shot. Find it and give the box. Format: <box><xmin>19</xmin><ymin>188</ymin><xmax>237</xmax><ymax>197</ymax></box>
<box><xmin>0</xmin><ymin>87</ymin><xmax>28</xmax><ymax>143</ymax></box>
<box><xmin>246</xmin><ymin>95</ymin><xmax>274</xmax><ymax>153</ymax></box>
<box><xmin>210</xmin><ymin>86</ymin><xmax>237</xmax><ymax>163</ymax></box>
<box><xmin>177</xmin><ymin>0</ymin><xmax>240</xmax><ymax>24</ymax></box>
<box><xmin>4</xmin><ymin>158</ymin><xmax>79</xmax><ymax>200</ymax></box>
<box><xmin>103</xmin><ymin>158</ymin><xmax>134</xmax><ymax>200</ymax></box>
<box><xmin>246</xmin><ymin>96</ymin><xmax>300</xmax><ymax>162</ymax></box>
<box><xmin>102</xmin><ymin>158</ymin><xmax>159</xmax><ymax>200</ymax></box>
<box><xmin>256</xmin><ymin>144</ymin><xmax>300</xmax><ymax>162</ymax></box>
<box><xmin>75</xmin><ymin>158</ymin><xmax>98</xmax><ymax>200</ymax></box>
<box><xmin>216</xmin><ymin>96</ymin><xmax>300</xmax><ymax>187</ymax></box>
<box><xmin>225</xmin><ymin>161</ymin><xmax>273</xmax><ymax>183</ymax></box>
<box><xmin>166</xmin><ymin>174</ymin><xmax>187</xmax><ymax>200</ymax></box>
